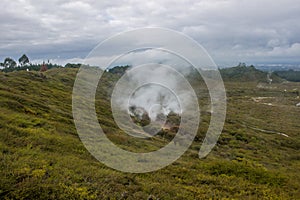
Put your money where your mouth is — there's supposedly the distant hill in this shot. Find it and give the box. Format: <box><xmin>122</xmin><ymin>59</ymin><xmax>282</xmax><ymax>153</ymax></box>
<box><xmin>219</xmin><ymin>65</ymin><xmax>283</xmax><ymax>83</ymax></box>
<box><xmin>3</xmin><ymin>62</ymin><xmax>295</xmax><ymax>83</ymax></box>
<box><xmin>274</xmin><ymin>70</ymin><xmax>300</xmax><ymax>82</ymax></box>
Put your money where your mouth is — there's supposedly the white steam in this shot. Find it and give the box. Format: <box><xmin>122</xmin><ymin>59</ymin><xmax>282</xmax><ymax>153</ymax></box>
<box><xmin>113</xmin><ymin>64</ymin><xmax>195</xmax><ymax>121</ymax></box>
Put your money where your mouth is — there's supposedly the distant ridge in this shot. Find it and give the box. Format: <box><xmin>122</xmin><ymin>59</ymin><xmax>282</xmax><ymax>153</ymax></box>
<box><xmin>219</xmin><ymin>64</ymin><xmax>283</xmax><ymax>83</ymax></box>
<box><xmin>2</xmin><ymin>61</ymin><xmax>292</xmax><ymax>83</ymax></box>
<box><xmin>273</xmin><ymin>70</ymin><xmax>300</xmax><ymax>82</ymax></box>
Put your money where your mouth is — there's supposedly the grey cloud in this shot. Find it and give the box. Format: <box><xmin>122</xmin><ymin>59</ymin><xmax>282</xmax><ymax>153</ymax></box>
<box><xmin>0</xmin><ymin>0</ymin><xmax>299</xmax><ymax>66</ymax></box>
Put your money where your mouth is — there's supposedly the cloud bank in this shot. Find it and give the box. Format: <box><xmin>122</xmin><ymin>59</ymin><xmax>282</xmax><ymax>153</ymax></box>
<box><xmin>1</xmin><ymin>0</ymin><xmax>300</xmax><ymax>66</ymax></box>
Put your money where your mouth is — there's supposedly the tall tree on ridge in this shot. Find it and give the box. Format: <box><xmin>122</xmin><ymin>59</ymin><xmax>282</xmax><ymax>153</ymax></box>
<box><xmin>18</xmin><ymin>54</ymin><xmax>30</xmax><ymax>66</ymax></box>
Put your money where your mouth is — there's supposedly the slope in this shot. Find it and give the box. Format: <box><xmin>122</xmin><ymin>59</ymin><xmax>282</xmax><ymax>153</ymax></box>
<box><xmin>0</xmin><ymin>68</ymin><xmax>299</xmax><ymax>199</ymax></box>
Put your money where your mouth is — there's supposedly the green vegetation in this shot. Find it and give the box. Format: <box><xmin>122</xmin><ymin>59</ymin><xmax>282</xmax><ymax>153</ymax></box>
<box><xmin>219</xmin><ymin>64</ymin><xmax>283</xmax><ymax>83</ymax></box>
<box><xmin>274</xmin><ymin>70</ymin><xmax>300</xmax><ymax>82</ymax></box>
<box><xmin>108</xmin><ymin>65</ymin><xmax>131</xmax><ymax>75</ymax></box>
<box><xmin>0</xmin><ymin>67</ymin><xmax>299</xmax><ymax>199</ymax></box>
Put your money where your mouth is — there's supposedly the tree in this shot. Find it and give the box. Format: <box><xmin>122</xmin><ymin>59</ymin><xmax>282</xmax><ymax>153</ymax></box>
<box><xmin>4</xmin><ymin>57</ymin><xmax>17</xmax><ymax>68</ymax></box>
<box><xmin>40</xmin><ymin>63</ymin><xmax>48</xmax><ymax>72</ymax></box>
<box><xmin>65</xmin><ymin>63</ymin><xmax>81</xmax><ymax>68</ymax></box>
<box><xmin>18</xmin><ymin>54</ymin><xmax>29</xmax><ymax>66</ymax></box>
<box><xmin>237</xmin><ymin>62</ymin><xmax>246</xmax><ymax>67</ymax></box>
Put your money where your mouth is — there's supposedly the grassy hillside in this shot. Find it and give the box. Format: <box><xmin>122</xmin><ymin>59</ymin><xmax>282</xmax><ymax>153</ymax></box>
<box><xmin>0</xmin><ymin>68</ymin><xmax>299</xmax><ymax>199</ymax></box>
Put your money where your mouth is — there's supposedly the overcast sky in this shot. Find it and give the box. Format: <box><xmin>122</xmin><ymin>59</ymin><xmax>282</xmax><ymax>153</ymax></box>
<box><xmin>1</xmin><ymin>0</ymin><xmax>300</xmax><ymax>67</ymax></box>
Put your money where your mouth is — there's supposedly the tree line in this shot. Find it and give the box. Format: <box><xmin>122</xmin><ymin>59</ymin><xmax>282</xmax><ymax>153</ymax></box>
<box><xmin>0</xmin><ymin>54</ymin><xmax>30</xmax><ymax>68</ymax></box>
<box><xmin>0</xmin><ymin>54</ymin><xmax>83</xmax><ymax>73</ymax></box>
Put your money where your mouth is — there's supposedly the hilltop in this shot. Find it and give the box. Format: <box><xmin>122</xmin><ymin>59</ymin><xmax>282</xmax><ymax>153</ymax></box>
<box><xmin>0</xmin><ymin>68</ymin><xmax>300</xmax><ymax>199</ymax></box>
<box><xmin>219</xmin><ymin>64</ymin><xmax>283</xmax><ymax>83</ymax></box>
